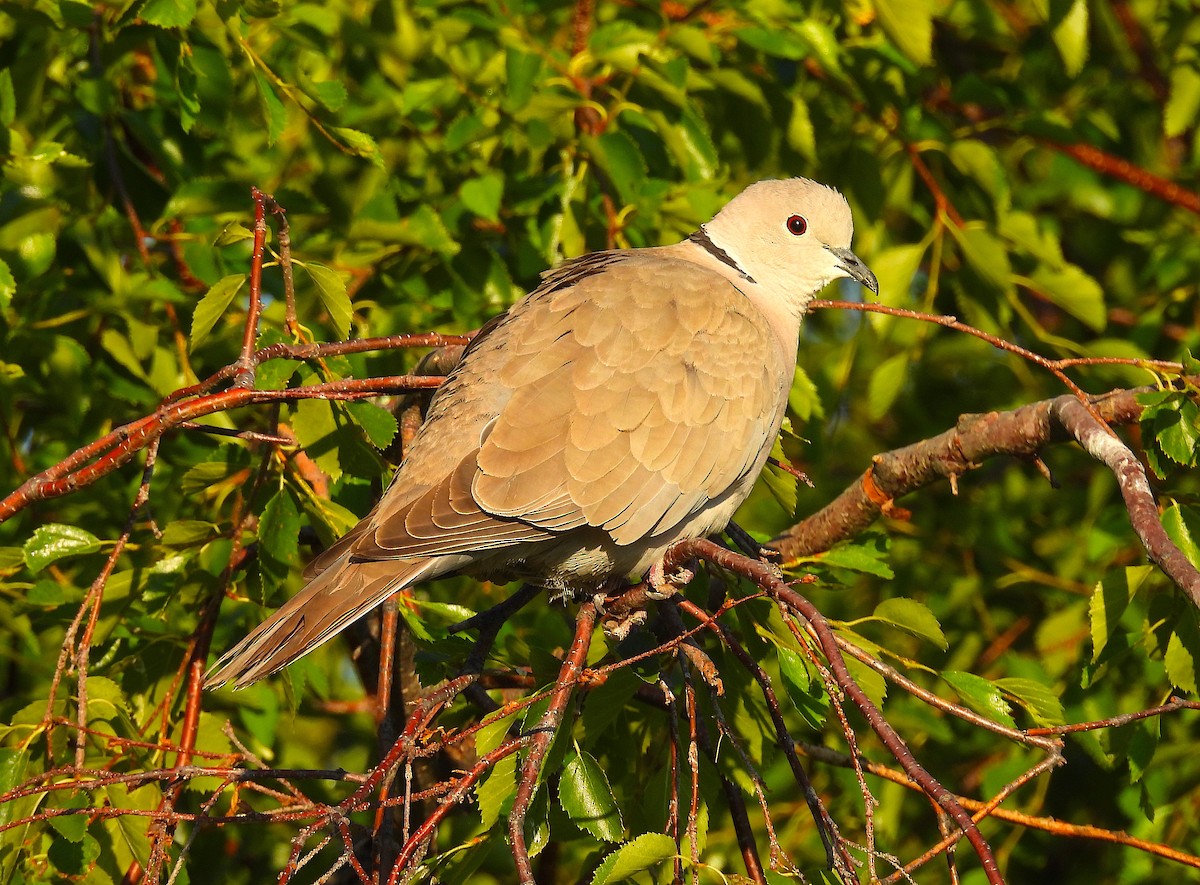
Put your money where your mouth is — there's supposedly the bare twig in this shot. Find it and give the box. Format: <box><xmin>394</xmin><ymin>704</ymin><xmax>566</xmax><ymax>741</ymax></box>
<box><xmin>664</xmin><ymin>540</ymin><xmax>1007</xmax><ymax>885</ymax></box>
<box><xmin>508</xmin><ymin>602</ymin><xmax>597</xmax><ymax>883</ymax></box>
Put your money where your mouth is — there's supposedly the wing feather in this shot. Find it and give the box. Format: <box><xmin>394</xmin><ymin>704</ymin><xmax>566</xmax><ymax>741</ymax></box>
<box><xmin>471</xmin><ymin>254</ymin><xmax>789</xmax><ymax>544</ymax></box>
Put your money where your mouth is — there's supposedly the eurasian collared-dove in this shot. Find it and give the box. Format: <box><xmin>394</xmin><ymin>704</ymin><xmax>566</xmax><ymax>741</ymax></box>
<box><xmin>205</xmin><ymin>178</ymin><xmax>878</xmax><ymax>689</ymax></box>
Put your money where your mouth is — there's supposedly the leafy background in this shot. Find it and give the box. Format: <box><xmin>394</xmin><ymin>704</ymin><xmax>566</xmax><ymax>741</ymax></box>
<box><xmin>0</xmin><ymin>0</ymin><xmax>1199</xmax><ymax>882</ymax></box>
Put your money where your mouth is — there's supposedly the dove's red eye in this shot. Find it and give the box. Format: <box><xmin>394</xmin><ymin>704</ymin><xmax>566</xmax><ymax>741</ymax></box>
<box><xmin>786</xmin><ymin>215</ymin><xmax>808</xmax><ymax>236</ymax></box>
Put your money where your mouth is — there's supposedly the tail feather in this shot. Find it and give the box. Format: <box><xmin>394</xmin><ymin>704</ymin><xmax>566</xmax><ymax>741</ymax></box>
<box><xmin>204</xmin><ymin>554</ymin><xmax>450</xmax><ymax>689</ymax></box>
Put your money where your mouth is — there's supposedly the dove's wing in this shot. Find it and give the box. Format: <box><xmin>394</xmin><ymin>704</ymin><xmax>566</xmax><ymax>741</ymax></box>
<box><xmin>348</xmin><ymin>250</ymin><xmax>789</xmax><ymax>562</ymax></box>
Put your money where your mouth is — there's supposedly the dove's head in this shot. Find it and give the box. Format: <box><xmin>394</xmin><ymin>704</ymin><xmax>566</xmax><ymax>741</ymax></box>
<box><xmin>692</xmin><ymin>178</ymin><xmax>878</xmax><ymax>315</ymax></box>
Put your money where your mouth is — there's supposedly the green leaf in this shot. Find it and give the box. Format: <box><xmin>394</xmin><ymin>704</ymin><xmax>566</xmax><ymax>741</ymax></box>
<box><xmin>258</xmin><ymin>489</ymin><xmax>300</xmax><ymax>598</ymax></box>
<box><xmin>331</xmin><ymin>127</ymin><xmax>383</xmax><ymax>166</ymax></box>
<box><xmin>1126</xmin><ymin>719</ymin><xmax>1159</xmax><ymax>784</ymax></box>
<box><xmin>0</xmin><ymin>68</ymin><xmax>14</xmax><ymax>127</ymax></box>
<box><xmin>1162</xmin><ymin>503</ymin><xmax>1200</xmax><ymax>568</ymax></box>
<box><xmin>995</xmin><ymin>677</ymin><xmax>1065</xmax><ymax>726</ymax></box>
<box><xmin>560</xmin><ymin>747</ymin><xmax>624</xmax><ymax>842</ymax></box>
<box><xmin>1029</xmin><ymin>263</ymin><xmax>1106</xmax><ymax>331</ymax></box>
<box><xmin>175</xmin><ymin>46</ymin><xmax>201</xmax><ymax>131</ymax></box>
<box><xmin>647</xmin><ymin>105</ymin><xmax>716</xmax><ymax>182</ymax></box>
<box><xmin>590</xmin><ymin>833</ymin><xmax>677</xmax><ymax>885</ymax></box>
<box><xmin>292</xmin><ymin>398</ymin><xmax>344</xmax><ymax>481</ymax></box>
<box><xmin>0</xmin><ymin>749</ymin><xmax>30</xmax><ymax>827</ymax></box>
<box><xmin>0</xmin><ymin>748</ymin><xmax>41</xmax><ymax>883</ymax></box>
<box><xmin>867</xmin><ymin>352</ymin><xmax>908</xmax><ymax>421</ymax></box>
<box><xmin>873</xmin><ymin>0</ymin><xmax>933</xmax><ymax>65</ymax></box>
<box><xmin>588</xmin><ymin>131</ymin><xmax>645</xmax><ymax>205</ymax></box>
<box><xmin>253</xmin><ymin>71</ymin><xmax>288</xmax><ymax>146</ymax></box>
<box><xmin>140</xmin><ymin>0</ymin><xmax>197</xmax><ymax>27</ymax></box>
<box><xmin>101</xmin><ymin>782</ymin><xmax>156</xmax><ymax>872</ymax></box>
<box><xmin>505</xmin><ymin>48</ymin><xmax>541</xmax><ymax>111</ymax></box>
<box><xmin>47</xmin><ymin>793</ymin><xmax>89</xmax><ymax>843</ymax></box>
<box><xmin>1154</xmin><ymin>398</ymin><xmax>1200</xmax><ymax>466</ymax></box>
<box><xmin>237</xmin><ymin>687</ymin><xmax>280</xmax><ymax>747</ymax></box>
<box><xmin>0</xmin><ymin>257</ymin><xmax>14</xmax><ymax>312</ymax></box>
<box><xmin>786</xmin><ymin>96</ymin><xmax>816</xmax><ymax>161</ymax></box>
<box><xmin>1089</xmin><ymin>566</ymin><xmax>1153</xmax><ymax>662</ymax></box>
<box><xmin>950</xmin><ymin>140</ymin><xmax>1007</xmax><ymax>204</ymax></box>
<box><xmin>842</xmin><ymin>654</ymin><xmax>888</xmax><ymax>707</ymax></box>
<box><xmin>1052</xmin><ymin>0</ymin><xmax>1089</xmax><ymax>77</ymax></box>
<box><xmin>796</xmin><ymin>20</ymin><xmax>845</xmax><ymax>77</ymax></box>
<box><xmin>807</xmin><ymin>539</ymin><xmax>895</xmax><ymax>579</ymax></box>
<box><xmin>735</xmin><ymin>27</ymin><xmax>809</xmax><ymax>60</ymax></box>
<box><xmin>1165</xmin><ymin>613</ymin><xmax>1200</xmax><ymax>694</ymax></box>
<box><xmin>301</xmin><ymin>262</ymin><xmax>353</xmax><ymax>339</ymax></box>
<box><xmin>100</xmin><ymin>329</ymin><xmax>148</xmax><ymax>381</ymax></box>
<box><xmin>872</xmin><ymin>597</ymin><xmax>948</xmax><ymax>650</ymax></box>
<box><xmin>761</xmin><ymin>458</ymin><xmax>799</xmax><ymax>520</ymax></box>
<box><xmin>23</xmin><ymin>523</ymin><xmax>101</xmax><ymax>572</ymax></box>
<box><xmin>476</xmin><ymin>752</ymin><xmax>517</xmax><ymax>830</ymax></box>
<box><xmin>580</xmin><ymin>666</ymin><xmax>640</xmax><ymax>740</ymax></box>
<box><xmin>951</xmin><ymin>224</ymin><xmax>1014</xmax><ymax>297</ymax></box>
<box><xmin>301</xmin><ymin>495</ymin><xmax>361</xmax><ymax>549</ymax></box>
<box><xmin>999</xmin><ymin>210</ymin><xmax>1064</xmax><ymax>266</ymax></box>
<box><xmin>190</xmin><ymin>274</ymin><xmax>246</xmax><ymax>350</ymax></box>
<box><xmin>161</xmin><ymin>520</ymin><xmax>217</xmax><ymax>547</ymax></box>
<box><xmin>346</xmin><ymin>401</ymin><xmax>398</xmax><ymax>450</ymax></box>
<box><xmin>214</xmin><ymin>222</ymin><xmax>254</xmax><ymax>246</ymax></box>
<box><xmin>445</xmin><ymin>113</ymin><xmax>485</xmax><ymax>152</ymax></box>
<box><xmin>942</xmin><ymin>671</ymin><xmax>1015</xmax><ymax>728</ymax></box>
<box><xmin>777</xmin><ymin>645</ymin><xmax>827</xmax><ymax>728</ymax></box>
<box><xmin>871</xmin><ymin>242</ymin><xmax>926</xmax><ymax>307</ymax></box>
<box><xmin>85</xmin><ymin>676</ymin><xmax>131</xmax><ymax>720</ymax></box>
<box><xmin>460</xmin><ymin>173</ymin><xmax>504</xmax><ymax>222</ymax></box>
<box><xmin>256</xmin><ymin>356</ymin><xmax>300</xmax><ymax>390</ymax></box>
<box><xmin>475</xmin><ymin>709</ymin><xmax>520</xmax><ymax>758</ymax></box>
<box><xmin>387</xmin><ymin>204</ymin><xmax>460</xmax><ymax>255</ymax></box>
<box><xmin>1166</xmin><ymin>63</ymin><xmax>1200</xmax><ymax>138</ymax></box>
<box><xmin>309</xmin><ymin>79</ymin><xmax>347</xmax><ymax>111</ymax></box>
<box><xmin>48</xmin><ymin>832</ymin><xmax>100</xmax><ymax>875</ymax></box>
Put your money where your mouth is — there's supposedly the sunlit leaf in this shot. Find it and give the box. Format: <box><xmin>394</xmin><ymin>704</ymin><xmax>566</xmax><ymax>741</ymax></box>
<box><xmin>23</xmin><ymin>524</ymin><xmax>101</xmax><ymax>572</ymax></box>
<box><xmin>942</xmin><ymin>671</ymin><xmax>1015</xmax><ymax>728</ymax></box>
<box><xmin>301</xmin><ymin>262</ymin><xmax>353</xmax><ymax>339</ymax></box>
<box><xmin>590</xmin><ymin>833</ymin><xmax>677</xmax><ymax>885</ymax></box>
<box><xmin>872</xmin><ymin>597</ymin><xmax>948</xmax><ymax>650</ymax></box>
<box><xmin>190</xmin><ymin>274</ymin><xmax>246</xmax><ymax>350</ymax></box>
<box><xmin>560</xmin><ymin>747</ymin><xmax>624</xmax><ymax>842</ymax></box>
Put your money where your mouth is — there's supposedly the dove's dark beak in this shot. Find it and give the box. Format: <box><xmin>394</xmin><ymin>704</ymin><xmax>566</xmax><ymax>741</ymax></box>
<box><xmin>827</xmin><ymin>245</ymin><xmax>879</xmax><ymax>295</ymax></box>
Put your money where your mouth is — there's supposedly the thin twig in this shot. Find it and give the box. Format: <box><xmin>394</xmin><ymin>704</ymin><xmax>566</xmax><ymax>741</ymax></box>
<box><xmin>508</xmin><ymin>602</ymin><xmax>597</xmax><ymax>883</ymax></box>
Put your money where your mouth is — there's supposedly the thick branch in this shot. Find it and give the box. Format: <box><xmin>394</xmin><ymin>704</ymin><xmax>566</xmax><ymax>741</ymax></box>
<box><xmin>1056</xmin><ymin>398</ymin><xmax>1200</xmax><ymax>607</ymax></box>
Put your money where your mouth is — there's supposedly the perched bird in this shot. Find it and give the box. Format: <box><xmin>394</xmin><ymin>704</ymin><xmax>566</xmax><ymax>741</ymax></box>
<box><xmin>205</xmin><ymin>178</ymin><xmax>878</xmax><ymax>689</ymax></box>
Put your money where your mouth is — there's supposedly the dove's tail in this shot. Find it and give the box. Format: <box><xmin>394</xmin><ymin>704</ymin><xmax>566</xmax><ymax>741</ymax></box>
<box><xmin>203</xmin><ymin>554</ymin><xmax>443</xmax><ymax>690</ymax></box>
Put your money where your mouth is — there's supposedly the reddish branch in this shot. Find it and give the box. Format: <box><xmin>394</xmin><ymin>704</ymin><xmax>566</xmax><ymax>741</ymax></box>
<box><xmin>1028</xmin><ymin>696</ymin><xmax>1200</xmax><ymax>736</ymax></box>
<box><xmin>0</xmin><ymin>372</ymin><xmax>448</xmax><ymax>522</ymax></box>
<box><xmin>6</xmin><ymin>559</ymin><xmax>1200</xmax><ymax>880</ymax></box>
<box><xmin>235</xmin><ymin>188</ymin><xmax>271</xmax><ymax>388</ymax></box>
<box><xmin>797</xmin><ymin>721</ymin><xmax>1200</xmax><ymax>871</ymax></box>
<box><xmin>770</xmin><ymin>381</ymin><xmax>1200</xmax><ymax>608</ymax></box>
<box><xmin>675</xmin><ymin>598</ymin><xmax>852</xmax><ymax>874</ymax></box>
<box><xmin>665</xmin><ymin>540</ymin><xmax>1006</xmax><ymax>885</ymax></box>
<box><xmin>1044</xmin><ymin>141</ymin><xmax>1200</xmax><ymax>216</ymax></box>
<box><xmin>509</xmin><ymin>602</ymin><xmax>597</xmax><ymax>883</ymax></box>
<box><xmin>1110</xmin><ymin>0</ymin><xmax>1169</xmax><ymax>101</ymax></box>
<box><xmin>908</xmin><ymin>145</ymin><xmax>965</xmax><ymax>228</ymax></box>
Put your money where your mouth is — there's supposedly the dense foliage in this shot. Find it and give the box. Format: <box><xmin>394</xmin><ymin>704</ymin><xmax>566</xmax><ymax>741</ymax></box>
<box><xmin>0</xmin><ymin>0</ymin><xmax>1198</xmax><ymax>882</ymax></box>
